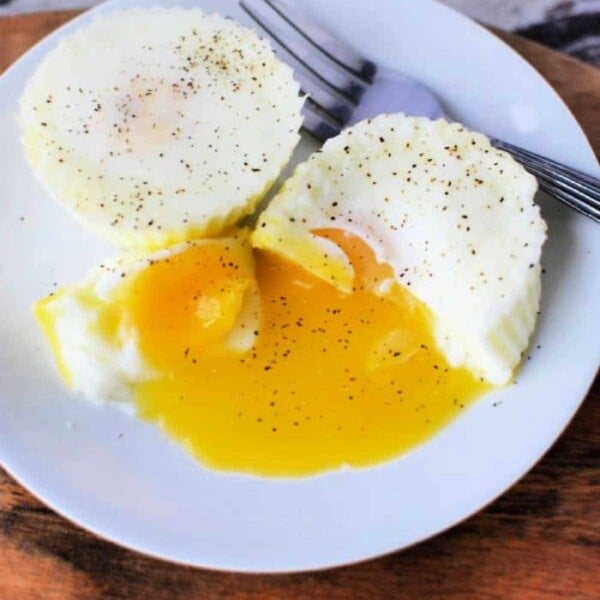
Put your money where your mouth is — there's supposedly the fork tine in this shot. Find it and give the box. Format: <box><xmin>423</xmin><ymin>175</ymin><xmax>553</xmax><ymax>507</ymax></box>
<box><xmin>263</xmin><ymin>0</ymin><xmax>376</xmax><ymax>83</ymax></box>
<box><xmin>240</xmin><ymin>0</ymin><xmax>367</xmax><ymax>104</ymax></box>
<box><xmin>302</xmin><ymin>101</ymin><xmax>343</xmax><ymax>141</ymax></box>
<box><xmin>537</xmin><ymin>181</ymin><xmax>600</xmax><ymax>222</ymax></box>
<box><xmin>240</xmin><ymin>1</ymin><xmax>355</xmax><ymax>124</ymax></box>
<box><xmin>300</xmin><ymin>82</ymin><xmax>352</xmax><ymax>126</ymax></box>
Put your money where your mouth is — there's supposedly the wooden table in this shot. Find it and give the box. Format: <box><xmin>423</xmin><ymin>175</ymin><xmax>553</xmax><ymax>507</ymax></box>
<box><xmin>1</xmin><ymin>11</ymin><xmax>598</xmax><ymax>600</ymax></box>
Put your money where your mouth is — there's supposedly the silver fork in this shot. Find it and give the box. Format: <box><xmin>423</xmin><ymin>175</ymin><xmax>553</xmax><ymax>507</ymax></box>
<box><xmin>240</xmin><ymin>0</ymin><xmax>600</xmax><ymax>223</ymax></box>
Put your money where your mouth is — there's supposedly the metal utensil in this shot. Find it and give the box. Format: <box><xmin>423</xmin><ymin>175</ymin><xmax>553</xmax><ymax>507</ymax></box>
<box><xmin>240</xmin><ymin>0</ymin><xmax>600</xmax><ymax>222</ymax></box>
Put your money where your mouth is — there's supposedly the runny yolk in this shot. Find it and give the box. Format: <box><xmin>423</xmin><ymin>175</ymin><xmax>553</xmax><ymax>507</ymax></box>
<box><xmin>129</xmin><ymin>232</ymin><xmax>490</xmax><ymax>477</ymax></box>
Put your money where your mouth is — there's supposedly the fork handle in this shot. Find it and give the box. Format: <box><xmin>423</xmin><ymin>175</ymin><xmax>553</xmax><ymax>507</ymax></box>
<box><xmin>491</xmin><ymin>139</ymin><xmax>600</xmax><ymax>222</ymax></box>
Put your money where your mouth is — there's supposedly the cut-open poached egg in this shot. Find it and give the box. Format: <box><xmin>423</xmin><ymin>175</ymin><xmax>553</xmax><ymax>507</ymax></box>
<box><xmin>253</xmin><ymin>114</ymin><xmax>547</xmax><ymax>385</ymax></box>
<box><xmin>34</xmin><ymin>228</ymin><xmax>490</xmax><ymax>476</ymax></box>
<box><xmin>34</xmin><ymin>234</ymin><xmax>259</xmax><ymax>404</ymax></box>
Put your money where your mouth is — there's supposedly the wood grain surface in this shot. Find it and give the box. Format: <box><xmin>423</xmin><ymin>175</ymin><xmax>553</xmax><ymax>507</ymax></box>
<box><xmin>1</xmin><ymin>10</ymin><xmax>598</xmax><ymax>600</ymax></box>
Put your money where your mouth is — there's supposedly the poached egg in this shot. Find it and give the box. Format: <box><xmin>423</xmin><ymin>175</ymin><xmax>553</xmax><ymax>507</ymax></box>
<box><xmin>20</xmin><ymin>8</ymin><xmax>304</xmax><ymax>249</ymax></box>
<box><xmin>253</xmin><ymin>114</ymin><xmax>547</xmax><ymax>385</ymax></box>
<box><xmin>35</xmin><ymin>230</ymin><xmax>489</xmax><ymax>476</ymax></box>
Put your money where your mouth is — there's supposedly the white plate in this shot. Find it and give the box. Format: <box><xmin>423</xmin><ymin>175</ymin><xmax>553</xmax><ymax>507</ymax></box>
<box><xmin>0</xmin><ymin>0</ymin><xmax>598</xmax><ymax>573</ymax></box>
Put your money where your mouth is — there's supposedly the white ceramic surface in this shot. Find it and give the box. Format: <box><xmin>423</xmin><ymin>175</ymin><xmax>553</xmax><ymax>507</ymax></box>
<box><xmin>0</xmin><ymin>0</ymin><xmax>598</xmax><ymax>573</ymax></box>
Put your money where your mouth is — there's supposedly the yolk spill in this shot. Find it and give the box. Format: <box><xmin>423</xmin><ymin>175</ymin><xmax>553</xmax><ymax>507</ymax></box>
<box><xmin>129</xmin><ymin>233</ymin><xmax>489</xmax><ymax>476</ymax></box>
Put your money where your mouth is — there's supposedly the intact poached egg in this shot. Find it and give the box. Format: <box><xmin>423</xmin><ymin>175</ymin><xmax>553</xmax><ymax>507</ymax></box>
<box><xmin>20</xmin><ymin>9</ymin><xmax>304</xmax><ymax>249</ymax></box>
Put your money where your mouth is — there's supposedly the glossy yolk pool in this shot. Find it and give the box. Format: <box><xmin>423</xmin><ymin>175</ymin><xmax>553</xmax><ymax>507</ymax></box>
<box><xmin>128</xmin><ymin>232</ymin><xmax>489</xmax><ymax>476</ymax></box>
